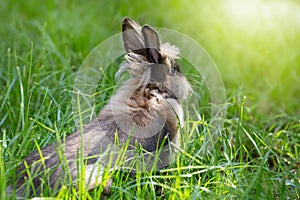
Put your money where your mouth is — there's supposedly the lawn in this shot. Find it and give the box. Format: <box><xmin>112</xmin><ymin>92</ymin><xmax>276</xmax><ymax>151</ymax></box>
<box><xmin>0</xmin><ymin>0</ymin><xmax>299</xmax><ymax>199</ymax></box>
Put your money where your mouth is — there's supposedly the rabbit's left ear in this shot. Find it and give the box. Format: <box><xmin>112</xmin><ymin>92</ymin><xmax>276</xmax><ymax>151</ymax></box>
<box><xmin>142</xmin><ymin>25</ymin><xmax>163</xmax><ymax>64</ymax></box>
<box><xmin>122</xmin><ymin>17</ymin><xmax>146</xmax><ymax>56</ymax></box>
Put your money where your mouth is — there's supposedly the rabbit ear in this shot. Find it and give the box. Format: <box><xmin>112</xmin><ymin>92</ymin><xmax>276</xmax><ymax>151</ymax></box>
<box><xmin>122</xmin><ymin>17</ymin><xmax>146</xmax><ymax>56</ymax></box>
<box><xmin>142</xmin><ymin>25</ymin><xmax>162</xmax><ymax>63</ymax></box>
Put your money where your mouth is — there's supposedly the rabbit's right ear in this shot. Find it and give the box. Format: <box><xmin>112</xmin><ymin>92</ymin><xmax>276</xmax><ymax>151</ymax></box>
<box><xmin>122</xmin><ymin>17</ymin><xmax>146</xmax><ymax>56</ymax></box>
<box><xmin>142</xmin><ymin>25</ymin><xmax>162</xmax><ymax>64</ymax></box>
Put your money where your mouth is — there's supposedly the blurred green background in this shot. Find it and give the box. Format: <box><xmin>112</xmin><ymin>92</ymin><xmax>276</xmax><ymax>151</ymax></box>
<box><xmin>1</xmin><ymin>0</ymin><xmax>299</xmax><ymax>116</ymax></box>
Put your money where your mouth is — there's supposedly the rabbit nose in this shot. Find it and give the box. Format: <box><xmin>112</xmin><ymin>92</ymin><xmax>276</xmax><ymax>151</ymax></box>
<box><xmin>149</xmin><ymin>63</ymin><xmax>168</xmax><ymax>83</ymax></box>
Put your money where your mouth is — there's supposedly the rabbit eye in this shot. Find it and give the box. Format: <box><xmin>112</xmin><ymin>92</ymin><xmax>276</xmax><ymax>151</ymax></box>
<box><xmin>171</xmin><ymin>61</ymin><xmax>181</xmax><ymax>74</ymax></box>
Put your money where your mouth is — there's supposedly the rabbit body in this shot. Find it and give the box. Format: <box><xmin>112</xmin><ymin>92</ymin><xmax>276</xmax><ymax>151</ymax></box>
<box><xmin>8</xmin><ymin>17</ymin><xmax>191</xmax><ymax>197</ymax></box>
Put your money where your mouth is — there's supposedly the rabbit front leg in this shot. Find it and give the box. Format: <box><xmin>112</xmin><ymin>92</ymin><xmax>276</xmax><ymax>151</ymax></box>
<box><xmin>165</xmin><ymin>98</ymin><xmax>184</xmax><ymax>129</ymax></box>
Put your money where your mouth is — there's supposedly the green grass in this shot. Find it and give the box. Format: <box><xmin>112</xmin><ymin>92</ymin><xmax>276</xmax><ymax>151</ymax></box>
<box><xmin>1</xmin><ymin>0</ymin><xmax>300</xmax><ymax>199</ymax></box>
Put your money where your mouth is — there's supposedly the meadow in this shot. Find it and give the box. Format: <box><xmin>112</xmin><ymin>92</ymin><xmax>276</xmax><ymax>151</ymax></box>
<box><xmin>0</xmin><ymin>0</ymin><xmax>299</xmax><ymax>199</ymax></box>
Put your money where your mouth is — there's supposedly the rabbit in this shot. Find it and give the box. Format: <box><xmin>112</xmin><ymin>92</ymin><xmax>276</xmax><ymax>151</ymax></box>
<box><xmin>7</xmin><ymin>17</ymin><xmax>192</xmax><ymax>198</ymax></box>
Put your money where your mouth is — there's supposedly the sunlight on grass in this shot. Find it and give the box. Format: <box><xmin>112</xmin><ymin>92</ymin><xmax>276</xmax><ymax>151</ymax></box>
<box><xmin>185</xmin><ymin>0</ymin><xmax>300</xmax><ymax>113</ymax></box>
<box><xmin>223</xmin><ymin>0</ymin><xmax>298</xmax><ymax>25</ymax></box>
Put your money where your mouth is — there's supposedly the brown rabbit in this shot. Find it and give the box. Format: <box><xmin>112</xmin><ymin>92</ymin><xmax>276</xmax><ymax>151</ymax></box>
<box><xmin>7</xmin><ymin>17</ymin><xmax>191</xmax><ymax>198</ymax></box>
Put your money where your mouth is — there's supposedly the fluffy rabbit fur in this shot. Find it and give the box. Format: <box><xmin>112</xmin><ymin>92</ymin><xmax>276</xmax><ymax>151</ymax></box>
<box><xmin>7</xmin><ymin>17</ymin><xmax>191</xmax><ymax>198</ymax></box>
